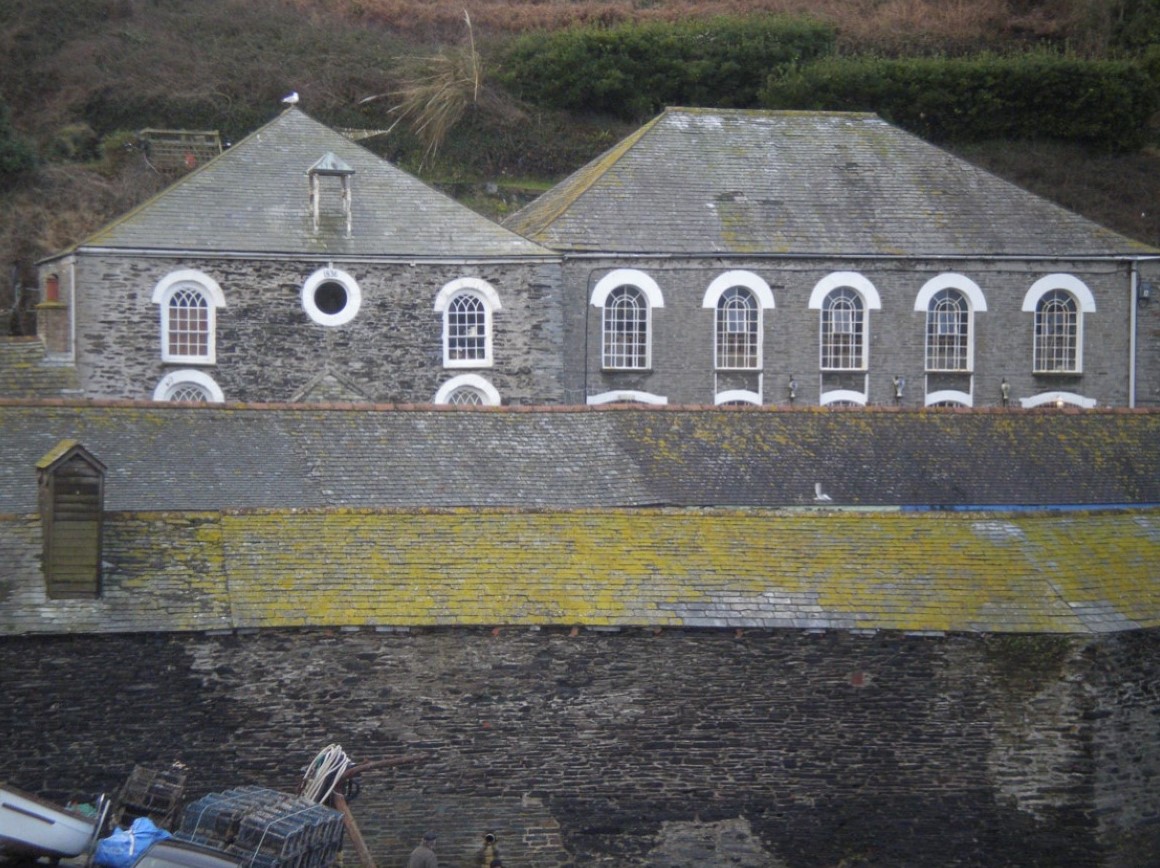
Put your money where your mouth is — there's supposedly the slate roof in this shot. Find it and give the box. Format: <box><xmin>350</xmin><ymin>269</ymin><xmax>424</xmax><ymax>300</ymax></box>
<box><xmin>63</xmin><ymin>109</ymin><xmax>551</xmax><ymax>259</ymax></box>
<box><xmin>505</xmin><ymin>108</ymin><xmax>1159</xmax><ymax>258</ymax></box>
<box><xmin>0</xmin><ymin>338</ymin><xmax>80</xmax><ymax>399</ymax></box>
<box><xmin>1</xmin><ymin>402</ymin><xmax>1157</xmax><ymax>514</ymax></box>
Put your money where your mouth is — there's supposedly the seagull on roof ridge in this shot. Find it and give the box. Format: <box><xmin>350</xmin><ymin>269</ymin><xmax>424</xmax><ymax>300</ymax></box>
<box><xmin>282</xmin><ymin>91</ymin><xmax>299</xmax><ymax>105</ymax></box>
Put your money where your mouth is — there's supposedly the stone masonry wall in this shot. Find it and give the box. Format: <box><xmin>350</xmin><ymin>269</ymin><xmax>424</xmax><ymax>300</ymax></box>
<box><xmin>69</xmin><ymin>254</ymin><xmax>564</xmax><ymax>405</ymax></box>
<box><xmin>1</xmin><ymin>629</ymin><xmax>1157</xmax><ymax>867</ymax></box>
<box><xmin>566</xmin><ymin>257</ymin><xmax>1136</xmax><ymax>408</ymax></box>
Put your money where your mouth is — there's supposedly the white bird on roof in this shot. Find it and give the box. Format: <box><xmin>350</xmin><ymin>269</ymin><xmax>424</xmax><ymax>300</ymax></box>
<box><xmin>282</xmin><ymin>91</ymin><xmax>299</xmax><ymax>105</ymax></box>
<box><xmin>814</xmin><ymin>482</ymin><xmax>832</xmax><ymax>502</ymax></box>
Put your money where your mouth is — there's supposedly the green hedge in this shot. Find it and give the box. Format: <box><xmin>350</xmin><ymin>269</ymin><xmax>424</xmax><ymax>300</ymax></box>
<box><xmin>499</xmin><ymin>16</ymin><xmax>835</xmax><ymax>121</ymax></box>
<box><xmin>759</xmin><ymin>54</ymin><xmax>1159</xmax><ymax>150</ymax></box>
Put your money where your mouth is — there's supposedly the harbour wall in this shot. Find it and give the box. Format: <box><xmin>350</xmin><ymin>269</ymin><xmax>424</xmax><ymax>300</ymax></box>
<box><xmin>1</xmin><ymin>628</ymin><xmax>1157</xmax><ymax>867</ymax></box>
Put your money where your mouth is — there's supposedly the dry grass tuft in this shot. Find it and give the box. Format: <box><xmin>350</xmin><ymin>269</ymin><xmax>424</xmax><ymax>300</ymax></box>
<box><xmin>382</xmin><ymin>11</ymin><xmax>525</xmax><ymax>166</ymax></box>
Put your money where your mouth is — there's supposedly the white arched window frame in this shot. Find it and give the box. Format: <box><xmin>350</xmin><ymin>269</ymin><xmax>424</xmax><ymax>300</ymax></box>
<box><xmin>591</xmin><ymin>269</ymin><xmax>664</xmax><ymax>370</ymax></box>
<box><xmin>152</xmin><ymin>369</ymin><xmax>225</xmax><ymax>403</ymax></box>
<box><xmin>924</xmin><ymin>390</ymin><xmax>973</xmax><ymax>408</ymax></box>
<box><xmin>152</xmin><ymin>270</ymin><xmax>226</xmax><ymax>364</ymax></box>
<box><xmin>914</xmin><ymin>274</ymin><xmax>986</xmax><ymax>373</ymax></box>
<box><xmin>1022</xmin><ymin>275</ymin><xmax>1095</xmax><ymax>374</ymax></box>
<box><xmin>715</xmin><ymin>390</ymin><xmax>761</xmax><ymax>406</ymax></box>
<box><xmin>820</xmin><ymin>389</ymin><xmax>868</xmax><ymax>407</ymax></box>
<box><xmin>434</xmin><ymin>373</ymin><xmax>501</xmax><ymax>406</ymax></box>
<box><xmin>302</xmin><ymin>267</ymin><xmax>362</xmax><ymax>327</ymax></box>
<box><xmin>587</xmin><ymin>390</ymin><xmax>668</xmax><ymax>406</ymax></box>
<box><xmin>1020</xmin><ymin>391</ymin><xmax>1098</xmax><ymax>410</ymax></box>
<box><xmin>703</xmin><ymin>271</ymin><xmax>774</xmax><ymax>371</ymax></box>
<box><xmin>434</xmin><ymin>278</ymin><xmax>502</xmax><ymax>368</ymax></box>
<box><xmin>809</xmin><ymin>272</ymin><xmax>881</xmax><ymax>372</ymax></box>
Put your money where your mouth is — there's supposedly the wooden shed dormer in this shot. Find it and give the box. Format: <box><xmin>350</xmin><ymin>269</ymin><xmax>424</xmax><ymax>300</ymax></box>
<box><xmin>36</xmin><ymin>440</ymin><xmax>106</xmax><ymax>599</ymax></box>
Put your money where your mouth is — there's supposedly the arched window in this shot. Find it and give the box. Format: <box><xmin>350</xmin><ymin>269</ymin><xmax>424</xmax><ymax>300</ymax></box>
<box><xmin>820</xmin><ymin>287</ymin><xmax>864</xmax><ymax>370</ymax></box>
<box><xmin>591</xmin><ymin>269</ymin><xmax>663</xmax><ymax>371</ymax></box>
<box><xmin>152</xmin><ymin>270</ymin><xmax>225</xmax><ymax>364</ymax></box>
<box><xmin>915</xmin><ymin>274</ymin><xmax>985</xmax><ymax>373</ymax></box>
<box><xmin>715</xmin><ymin>287</ymin><xmax>759</xmax><ymax>369</ymax></box>
<box><xmin>1034</xmin><ymin>290</ymin><xmax>1078</xmax><ymax>373</ymax></box>
<box><xmin>435</xmin><ymin>278</ymin><xmax>501</xmax><ymax>368</ymax></box>
<box><xmin>434</xmin><ymin>373</ymin><xmax>501</xmax><ymax>406</ymax></box>
<box><xmin>926</xmin><ymin>289</ymin><xmax>969</xmax><ymax>371</ymax></box>
<box><xmin>153</xmin><ymin>369</ymin><xmax>225</xmax><ymax>403</ymax></box>
<box><xmin>603</xmin><ymin>285</ymin><xmax>649</xmax><ymax>369</ymax></box>
<box><xmin>1022</xmin><ymin>274</ymin><xmax>1094</xmax><ymax>375</ymax></box>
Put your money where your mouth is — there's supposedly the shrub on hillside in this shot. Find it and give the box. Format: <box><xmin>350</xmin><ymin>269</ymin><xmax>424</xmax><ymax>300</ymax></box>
<box><xmin>759</xmin><ymin>53</ymin><xmax>1159</xmax><ymax>151</ymax></box>
<box><xmin>0</xmin><ymin>101</ymin><xmax>36</xmax><ymax>179</ymax></box>
<box><xmin>499</xmin><ymin>16</ymin><xmax>835</xmax><ymax>121</ymax></box>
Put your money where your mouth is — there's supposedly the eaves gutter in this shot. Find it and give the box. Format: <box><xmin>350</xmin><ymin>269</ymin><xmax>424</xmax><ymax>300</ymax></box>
<box><xmin>43</xmin><ymin>247</ymin><xmax>562</xmax><ymax>266</ymax></box>
<box><xmin>558</xmin><ymin>251</ymin><xmax>1160</xmax><ymax>264</ymax></box>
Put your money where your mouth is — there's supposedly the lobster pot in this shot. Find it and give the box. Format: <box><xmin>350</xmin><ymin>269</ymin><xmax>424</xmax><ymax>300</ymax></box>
<box><xmin>176</xmin><ymin>788</ymin><xmax>344</xmax><ymax>868</ymax></box>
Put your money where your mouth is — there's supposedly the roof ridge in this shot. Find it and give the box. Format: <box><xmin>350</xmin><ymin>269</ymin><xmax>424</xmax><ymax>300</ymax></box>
<box><xmin>506</xmin><ymin>111</ymin><xmax>667</xmax><ymax>240</ymax></box>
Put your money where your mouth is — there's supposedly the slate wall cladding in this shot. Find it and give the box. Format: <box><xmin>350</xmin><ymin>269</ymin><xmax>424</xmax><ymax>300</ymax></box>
<box><xmin>0</xmin><ymin>629</ymin><xmax>1156</xmax><ymax>867</ymax></box>
<box><xmin>70</xmin><ymin>254</ymin><xmax>565</xmax><ymax>405</ymax></box>
<box><xmin>567</xmin><ymin>258</ymin><xmax>1135</xmax><ymax>407</ymax></box>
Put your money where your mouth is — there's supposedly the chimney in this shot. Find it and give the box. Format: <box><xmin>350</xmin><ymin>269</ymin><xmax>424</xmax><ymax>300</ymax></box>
<box><xmin>37</xmin><ymin>271</ymin><xmax>71</xmax><ymax>355</ymax></box>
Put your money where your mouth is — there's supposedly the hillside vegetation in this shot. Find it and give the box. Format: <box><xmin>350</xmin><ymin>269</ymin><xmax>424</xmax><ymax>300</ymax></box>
<box><xmin>4</xmin><ymin>0</ymin><xmax>1160</xmax><ymax>331</ymax></box>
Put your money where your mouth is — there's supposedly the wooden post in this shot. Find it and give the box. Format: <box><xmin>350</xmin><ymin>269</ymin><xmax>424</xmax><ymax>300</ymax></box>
<box><xmin>331</xmin><ymin>791</ymin><xmax>375</xmax><ymax>868</ymax></box>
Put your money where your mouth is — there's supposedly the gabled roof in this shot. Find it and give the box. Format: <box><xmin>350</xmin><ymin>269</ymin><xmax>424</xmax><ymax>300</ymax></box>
<box><xmin>506</xmin><ymin>108</ymin><xmax>1158</xmax><ymax>258</ymax></box>
<box><xmin>71</xmin><ymin>109</ymin><xmax>551</xmax><ymax>259</ymax></box>
<box><xmin>0</xmin><ymin>402</ymin><xmax>1157</xmax><ymax>513</ymax></box>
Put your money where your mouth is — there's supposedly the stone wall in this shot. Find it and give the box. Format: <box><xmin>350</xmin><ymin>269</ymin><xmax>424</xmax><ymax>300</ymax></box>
<box><xmin>69</xmin><ymin>254</ymin><xmax>565</xmax><ymax>406</ymax></box>
<box><xmin>1</xmin><ymin>628</ymin><xmax>1157</xmax><ymax>867</ymax></box>
<box><xmin>566</xmin><ymin>257</ymin><xmax>1136</xmax><ymax>408</ymax></box>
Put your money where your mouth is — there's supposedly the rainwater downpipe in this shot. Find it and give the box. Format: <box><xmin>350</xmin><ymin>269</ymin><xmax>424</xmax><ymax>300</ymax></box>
<box><xmin>1130</xmin><ymin>262</ymin><xmax>1139</xmax><ymax>408</ymax></box>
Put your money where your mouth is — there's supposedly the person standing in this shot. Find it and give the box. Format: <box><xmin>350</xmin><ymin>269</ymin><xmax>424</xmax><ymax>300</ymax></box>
<box><xmin>407</xmin><ymin>832</ymin><xmax>438</xmax><ymax>868</ymax></box>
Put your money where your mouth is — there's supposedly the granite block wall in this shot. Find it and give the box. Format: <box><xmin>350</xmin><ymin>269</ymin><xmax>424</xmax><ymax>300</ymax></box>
<box><xmin>0</xmin><ymin>628</ymin><xmax>1157</xmax><ymax>867</ymax></box>
<box><xmin>569</xmin><ymin>258</ymin><xmax>1136</xmax><ymax>408</ymax></box>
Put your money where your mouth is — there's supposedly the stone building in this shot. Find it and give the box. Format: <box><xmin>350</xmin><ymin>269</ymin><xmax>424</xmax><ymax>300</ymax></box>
<box><xmin>506</xmin><ymin>108</ymin><xmax>1160</xmax><ymax>408</ymax></box>
<box><xmin>14</xmin><ymin>106</ymin><xmax>1160</xmax><ymax>408</ymax></box>
<box><xmin>31</xmin><ymin>108</ymin><xmax>563</xmax><ymax>406</ymax></box>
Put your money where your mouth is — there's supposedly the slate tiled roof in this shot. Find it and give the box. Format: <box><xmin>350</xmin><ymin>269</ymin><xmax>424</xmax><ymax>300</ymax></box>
<box><xmin>505</xmin><ymin>108</ymin><xmax>1159</xmax><ymax>257</ymax></box>
<box><xmin>1</xmin><ymin>402</ymin><xmax>1157</xmax><ymax>514</ymax></box>
<box><xmin>0</xmin><ymin>338</ymin><xmax>80</xmax><ymax>399</ymax></box>
<box><xmin>65</xmin><ymin>109</ymin><xmax>551</xmax><ymax>259</ymax></box>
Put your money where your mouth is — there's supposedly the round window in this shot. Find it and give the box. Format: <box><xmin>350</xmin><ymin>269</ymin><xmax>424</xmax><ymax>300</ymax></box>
<box><xmin>302</xmin><ymin>268</ymin><xmax>361</xmax><ymax>326</ymax></box>
<box><xmin>314</xmin><ymin>280</ymin><xmax>348</xmax><ymax>316</ymax></box>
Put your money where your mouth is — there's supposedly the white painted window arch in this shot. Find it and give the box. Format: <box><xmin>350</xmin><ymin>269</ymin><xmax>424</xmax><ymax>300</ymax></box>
<box><xmin>153</xmin><ymin>369</ymin><xmax>225</xmax><ymax>403</ymax></box>
<box><xmin>703</xmin><ymin>271</ymin><xmax>774</xmax><ymax>371</ymax></box>
<box><xmin>1020</xmin><ymin>391</ymin><xmax>1098</xmax><ymax>410</ymax></box>
<box><xmin>152</xmin><ymin>269</ymin><xmax>226</xmax><ymax>364</ymax></box>
<box><xmin>924</xmin><ymin>390</ymin><xmax>973</xmax><ymax>408</ymax></box>
<box><xmin>434</xmin><ymin>277</ymin><xmax>502</xmax><ymax>368</ymax></box>
<box><xmin>434</xmin><ymin>373</ymin><xmax>501</xmax><ymax>406</ymax></box>
<box><xmin>1023</xmin><ymin>274</ymin><xmax>1094</xmax><ymax>374</ymax></box>
<box><xmin>591</xmin><ymin>269</ymin><xmax>664</xmax><ymax>370</ymax></box>
<box><xmin>302</xmin><ymin>267</ymin><xmax>362</xmax><ymax>327</ymax></box>
<box><xmin>820</xmin><ymin>389</ymin><xmax>867</xmax><ymax>407</ymax></box>
<box><xmin>715</xmin><ymin>389</ymin><xmax>761</xmax><ymax>406</ymax></box>
<box><xmin>587</xmin><ymin>390</ymin><xmax>668</xmax><ymax>406</ymax></box>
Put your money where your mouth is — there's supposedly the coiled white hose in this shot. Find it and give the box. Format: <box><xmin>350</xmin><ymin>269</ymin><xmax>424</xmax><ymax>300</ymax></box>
<box><xmin>300</xmin><ymin>744</ymin><xmax>352</xmax><ymax>804</ymax></box>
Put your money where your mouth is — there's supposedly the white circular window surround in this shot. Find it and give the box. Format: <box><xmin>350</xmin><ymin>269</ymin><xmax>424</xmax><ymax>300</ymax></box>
<box><xmin>302</xmin><ymin>267</ymin><xmax>362</xmax><ymax>326</ymax></box>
